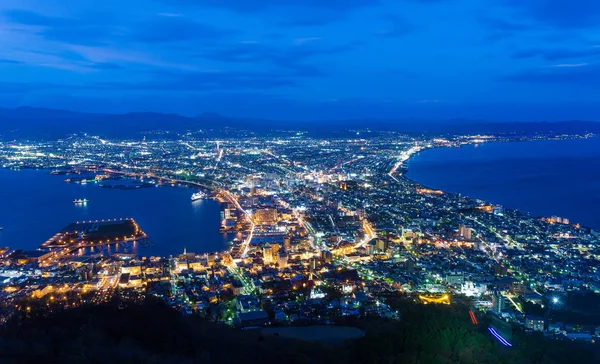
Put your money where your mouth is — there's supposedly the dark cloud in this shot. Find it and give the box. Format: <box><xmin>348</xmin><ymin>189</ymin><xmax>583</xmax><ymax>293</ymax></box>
<box><xmin>277</xmin><ymin>10</ymin><xmax>341</xmax><ymax>27</ymax></box>
<box><xmin>2</xmin><ymin>9</ymin><xmax>73</xmax><ymax>27</ymax></box>
<box><xmin>0</xmin><ymin>82</ymin><xmax>81</xmax><ymax>93</ymax></box>
<box><xmin>479</xmin><ymin>15</ymin><xmax>529</xmax><ymax>32</ymax></box>
<box><xmin>512</xmin><ymin>47</ymin><xmax>600</xmax><ymax>61</ymax></box>
<box><xmin>2</xmin><ymin>9</ymin><xmax>115</xmax><ymax>45</ymax></box>
<box><xmin>477</xmin><ymin>14</ymin><xmax>531</xmax><ymax>42</ymax></box>
<box><xmin>502</xmin><ymin>0</ymin><xmax>600</xmax><ymax>28</ymax></box>
<box><xmin>132</xmin><ymin>17</ymin><xmax>236</xmax><ymax>43</ymax></box>
<box><xmin>204</xmin><ymin>41</ymin><xmax>360</xmax><ymax>76</ymax></box>
<box><xmin>164</xmin><ymin>0</ymin><xmax>378</xmax><ymax>13</ymax></box>
<box><xmin>0</xmin><ymin>69</ymin><xmax>298</xmax><ymax>95</ymax></box>
<box><xmin>376</xmin><ymin>15</ymin><xmax>416</xmax><ymax>37</ymax></box>
<box><xmin>96</xmin><ymin>70</ymin><xmax>298</xmax><ymax>91</ymax></box>
<box><xmin>503</xmin><ymin>64</ymin><xmax>600</xmax><ymax>85</ymax></box>
<box><xmin>3</xmin><ymin>9</ymin><xmax>234</xmax><ymax>47</ymax></box>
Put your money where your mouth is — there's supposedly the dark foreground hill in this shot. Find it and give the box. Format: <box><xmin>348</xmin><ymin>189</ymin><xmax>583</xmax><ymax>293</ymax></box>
<box><xmin>1</xmin><ymin>297</ymin><xmax>599</xmax><ymax>364</ymax></box>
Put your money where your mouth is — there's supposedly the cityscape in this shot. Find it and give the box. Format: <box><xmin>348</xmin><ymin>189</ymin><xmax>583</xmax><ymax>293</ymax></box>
<box><xmin>2</xmin><ymin>0</ymin><xmax>600</xmax><ymax>362</ymax></box>
<box><xmin>1</xmin><ymin>129</ymin><xmax>599</xmax><ymax>361</ymax></box>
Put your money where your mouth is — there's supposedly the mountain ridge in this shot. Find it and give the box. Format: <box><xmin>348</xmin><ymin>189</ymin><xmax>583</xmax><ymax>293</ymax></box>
<box><xmin>0</xmin><ymin>106</ymin><xmax>599</xmax><ymax>139</ymax></box>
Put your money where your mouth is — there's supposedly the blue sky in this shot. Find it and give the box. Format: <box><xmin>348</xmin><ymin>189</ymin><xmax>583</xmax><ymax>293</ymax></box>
<box><xmin>1</xmin><ymin>0</ymin><xmax>600</xmax><ymax>120</ymax></box>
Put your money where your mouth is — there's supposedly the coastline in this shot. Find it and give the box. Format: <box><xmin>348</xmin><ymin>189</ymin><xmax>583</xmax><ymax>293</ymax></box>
<box><xmin>400</xmin><ymin>135</ymin><xmax>600</xmax><ymax>230</ymax></box>
<box><xmin>0</xmin><ymin>168</ymin><xmax>229</xmax><ymax>255</ymax></box>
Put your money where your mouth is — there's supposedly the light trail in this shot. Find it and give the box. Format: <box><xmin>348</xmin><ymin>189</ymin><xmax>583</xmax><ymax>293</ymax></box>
<box><xmin>469</xmin><ymin>310</ymin><xmax>479</xmax><ymax>325</ymax></box>
<box><xmin>504</xmin><ymin>294</ymin><xmax>524</xmax><ymax>313</ymax></box>
<box><xmin>488</xmin><ymin>327</ymin><xmax>513</xmax><ymax>347</ymax></box>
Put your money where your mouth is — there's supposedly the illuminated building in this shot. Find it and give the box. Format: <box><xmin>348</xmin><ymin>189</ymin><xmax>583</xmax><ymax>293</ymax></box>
<box><xmin>262</xmin><ymin>244</ymin><xmax>274</xmax><ymax>264</ymax></box>
<box><xmin>253</xmin><ymin>208</ymin><xmax>278</xmax><ymax>225</ymax></box>
<box><xmin>492</xmin><ymin>293</ymin><xmax>506</xmax><ymax>313</ymax></box>
<box><xmin>277</xmin><ymin>250</ymin><xmax>288</xmax><ymax>268</ymax></box>
<box><xmin>321</xmin><ymin>250</ymin><xmax>333</xmax><ymax>264</ymax></box>
<box><xmin>375</xmin><ymin>239</ymin><xmax>389</xmax><ymax>253</ymax></box>
<box><xmin>459</xmin><ymin>225</ymin><xmax>473</xmax><ymax>240</ymax></box>
<box><xmin>525</xmin><ymin>316</ymin><xmax>545</xmax><ymax>332</ymax></box>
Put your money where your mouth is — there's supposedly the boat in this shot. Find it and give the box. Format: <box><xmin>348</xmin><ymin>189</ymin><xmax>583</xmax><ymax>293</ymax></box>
<box><xmin>0</xmin><ymin>227</ymin><xmax>3</xmax><ymax>231</ymax></box>
<box><xmin>73</xmin><ymin>199</ymin><xmax>89</xmax><ymax>204</ymax></box>
<box><xmin>191</xmin><ymin>191</ymin><xmax>206</xmax><ymax>201</ymax></box>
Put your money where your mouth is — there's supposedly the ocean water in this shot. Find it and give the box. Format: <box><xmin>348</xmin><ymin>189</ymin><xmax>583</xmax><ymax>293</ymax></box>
<box><xmin>0</xmin><ymin>169</ymin><xmax>232</xmax><ymax>255</ymax></box>
<box><xmin>406</xmin><ymin>137</ymin><xmax>600</xmax><ymax>230</ymax></box>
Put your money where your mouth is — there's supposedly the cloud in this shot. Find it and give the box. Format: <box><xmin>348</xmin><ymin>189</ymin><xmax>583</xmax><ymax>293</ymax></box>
<box><xmin>0</xmin><ymin>68</ymin><xmax>299</xmax><ymax>95</ymax></box>
<box><xmin>2</xmin><ymin>9</ymin><xmax>115</xmax><ymax>45</ymax></box>
<box><xmin>503</xmin><ymin>64</ymin><xmax>600</xmax><ymax>85</ymax></box>
<box><xmin>551</xmin><ymin>63</ymin><xmax>588</xmax><ymax>68</ymax></box>
<box><xmin>501</xmin><ymin>0</ymin><xmax>600</xmax><ymax>28</ymax></box>
<box><xmin>2</xmin><ymin>9</ymin><xmax>72</xmax><ymax>27</ymax></box>
<box><xmin>204</xmin><ymin>41</ymin><xmax>360</xmax><ymax>76</ymax></box>
<box><xmin>512</xmin><ymin>47</ymin><xmax>600</xmax><ymax>61</ymax></box>
<box><xmin>0</xmin><ymin>81</ymin><xmax>84</xmax><ymax>93</ymax></box>
<box><xmin>376</xmin><ymin>15</ymin><xmax>416</xmax><ymax>37</ymax></box>
<box><xmin>163</xmin><ymin>0</ymin><xmax>378</xmax><ymax>13</ymax></box>
<box><xmin>294</xmin><ymin>37</ymin><xmax>323</xmax><ymax>45</ymax></box>
<box><xmin>96</xmin><ymin>69</ymin><xmax>299</xmax><ymax>91</ymax></box>
<box><xmin>131</xmin><ymin>17</ymin><xmax>236</xmax><ymax>43</ymax></box>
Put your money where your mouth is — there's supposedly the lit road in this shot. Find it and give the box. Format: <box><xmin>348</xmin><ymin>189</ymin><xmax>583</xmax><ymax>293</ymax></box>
<box><xmin>220</xmin><ymin>189</ymin><xmax>255</xmax><ymax>258</ymax></box>
<box><xmin>388</xmin><ymin>145</ymin><xmax>423</xmax><ymax>182</ymax></box>
<box><xmin>355</xmin><ymin>219</ymin><xmax>376</xmax><ymax>249</ymax></box>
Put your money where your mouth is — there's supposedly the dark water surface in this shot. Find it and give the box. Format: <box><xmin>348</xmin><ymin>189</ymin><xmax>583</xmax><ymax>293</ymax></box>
<box><xmin>0</xmin><ymin>169</ymin><xmax>231</xmax><ymax>255</ymax></box>
<box><xmin>407</xmin><ymin>137</ymin><xmax>600</xmax><ymax>230</ymax></box>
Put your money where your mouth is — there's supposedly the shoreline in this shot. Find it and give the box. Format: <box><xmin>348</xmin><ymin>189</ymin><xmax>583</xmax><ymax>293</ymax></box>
<box><xmin>0</xmin><ymin>168</ymin><xmax>229</xmax><ymax>256</ymax></box>
<box><xmin>400</xmin><ymin>135</ymin><xmax>599</xmax><ymax>230</ymax></box>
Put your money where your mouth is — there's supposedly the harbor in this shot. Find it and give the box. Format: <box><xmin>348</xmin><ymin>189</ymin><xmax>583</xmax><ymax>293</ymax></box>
<box><xmin>0</xmin><ymin>169</ymin><xmax>232</xmax><ymax>256</ymax></box>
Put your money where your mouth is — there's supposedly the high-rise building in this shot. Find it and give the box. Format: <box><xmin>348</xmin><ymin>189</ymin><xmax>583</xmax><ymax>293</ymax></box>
<box><xmin>278</xmin><ymin>250</ymin><xmax>289</xmax><ymax>268</ymax></box>
<box><xmin>321</xmin><ymin>250</ymin><xmax>333</xmax><ymax>264</ymax></box>
<box><xmin>459</xmin><ymin>225</ymin><xmax>473</xmax><ymax>240</ymax></box>
<box><xmin>263</xmin><ymin>244</ymin><xmax>274</xmax><ymax>264</ymax></box>
<box><xmin>492</xmin><ymin>293</ymin><xmax>506</xmax><ymax>313</ymax></box>
<box><xmin>375</xmin><ymin>239</ymin><xmax>389</xmax><ymax>252</ymax></box>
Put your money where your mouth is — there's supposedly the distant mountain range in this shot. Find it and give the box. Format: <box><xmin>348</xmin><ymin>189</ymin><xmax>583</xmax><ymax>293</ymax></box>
<box><xmin>1</xmin><ymin>106</ymin><xmax>599</xmax><ymax>139</ymax></box>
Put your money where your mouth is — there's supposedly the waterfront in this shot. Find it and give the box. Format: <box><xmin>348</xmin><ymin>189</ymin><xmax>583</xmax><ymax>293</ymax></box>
<box><xmin>407</xmin><ymin>137</ymin><xmax>600</xmax><ymax>230</ymax></box>
<box><xmin>0</xmin><ymin>169</ymin><xmax>231</xmax><ymax>256</ymax></box>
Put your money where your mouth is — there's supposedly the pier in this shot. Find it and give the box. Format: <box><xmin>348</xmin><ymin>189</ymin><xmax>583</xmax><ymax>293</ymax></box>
<box><xmin>39</xmin><ymin>218</ymin><xmax>151</xmax><ymax>263</ymax></box>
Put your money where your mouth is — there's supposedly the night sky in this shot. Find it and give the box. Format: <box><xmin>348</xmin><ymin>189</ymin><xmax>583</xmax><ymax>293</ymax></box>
<box><xmin>1</xmin><ymin>0</ymin><xmax>599</xmax><ymax>120</ymax></box>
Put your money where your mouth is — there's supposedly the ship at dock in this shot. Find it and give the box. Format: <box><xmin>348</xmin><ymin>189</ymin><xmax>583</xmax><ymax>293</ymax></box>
<box><xmin>191</xmin><ymin>191</ymin><xmax>206</xmax><ymax>201</ymax></box>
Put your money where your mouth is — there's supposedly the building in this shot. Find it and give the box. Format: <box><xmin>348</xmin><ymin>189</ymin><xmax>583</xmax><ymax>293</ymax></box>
<box><xmin>525</xmin><ymin>316</ymin><xmax>545</xmax><ymax>332</ymax></box>
<box><xmin>263</xmin><ymin>244</ymin><xmax>274</xmax><ymax>264</ymax></box>
<box><xmin>278</xmin><ymin>250</ymin><xmax>289</xmax><ymax>268</ymax></box>
<box><xmin>375</xmin><ymin>239</ymin><xmax>389</xmax><ymax>252</ymax></box>
<box><xmin>237</xmin><ymin>310</ymin><xmax>269</xmax><ymax>327</ymax></box>
<box><xmin>492</xmin><ymin>293</ymin><xmax>506</xmax><ymax>313</ymax></box>
<box><xmin>446</xmin><ymin>273</ymin><xmax>465</xmax><ymax>286</ymax></box>
<box><xmin>236</xmin><ymin>295</ymin><xmax>261</xmax><ymax>313</ymax></box>
<box><xmin>253</xmin><ymin>208</ymin><xmax>278</xmax><ymax>225</ymax></box>
<box><xmin>321</xmin><ymin>250</ymin><xmax>333</xmax><ymax>264</ymax></box>
<box><xmin>459</xmin><ymin>225</ymin><xmax>473</xmax><ymax>240</ymax></box>
<box><xmin>15</xmin><ymin>250</ymin><xmax>54</xmax><ymax>264</ymax></box>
